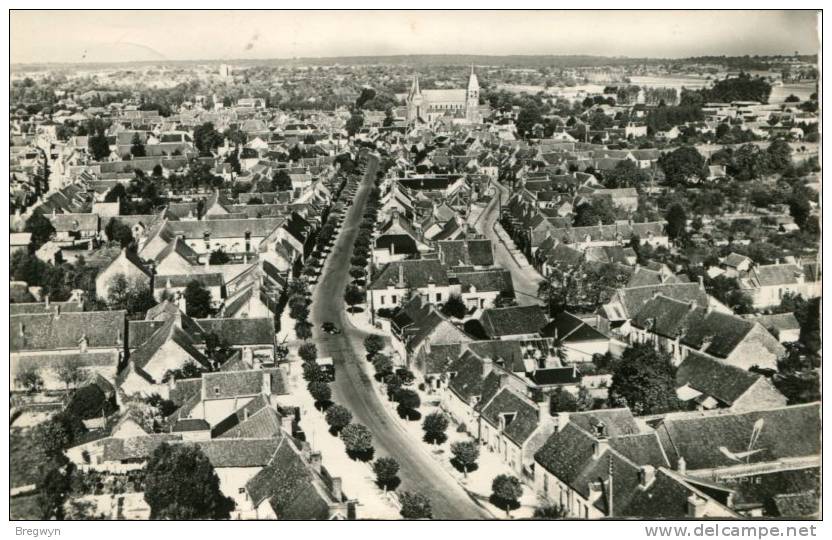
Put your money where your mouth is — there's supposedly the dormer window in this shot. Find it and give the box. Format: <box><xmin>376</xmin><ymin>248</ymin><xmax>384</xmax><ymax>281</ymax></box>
<box><xmin>500</xmin><ymin>412</ymin><xmax>516</xmax><ymax>430</ymax></box>
<box><xmin>203</xmin><ymin>231</ymin><xmax>211</xmax><ymax>249</ymax></box>
<box><xmin>214</xmin><ymin>386</ymin><xmax>220</xmax><ymax>396</ymax></box>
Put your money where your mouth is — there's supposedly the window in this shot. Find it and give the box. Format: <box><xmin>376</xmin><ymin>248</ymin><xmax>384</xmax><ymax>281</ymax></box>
<box><xmin>239</xmin><ymin>488</ymin><xmax>246</xmax><ymax>494</ymax></box>
<box><xmin>391</xmin><ymin>295</ymin><xmax>397</xmax><ymax>304</ymax></box>
<box><xmin>380</xmin><ymin>296</ymin><xmax>385</xmax><ymax>305</ymax></box>
<box><xmin>436</xmin><ymin>293</ymin><xmax>442</xmax><ymax>302</ymax></box>
<box><xmin>543</xmin><ymin>474</ymin><xmax>549</xmax><ymax>495</ymax></box>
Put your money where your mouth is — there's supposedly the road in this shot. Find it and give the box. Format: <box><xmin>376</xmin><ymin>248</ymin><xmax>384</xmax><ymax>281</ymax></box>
<box><xmin>473</xmin><ymin>180</ymin><xmax>543</xmax><ymax>306</ymax></box>
<box><xmin>310</xmin><ymin>155</ymin><xmax>490</xmax><ymax>519</ymax></box>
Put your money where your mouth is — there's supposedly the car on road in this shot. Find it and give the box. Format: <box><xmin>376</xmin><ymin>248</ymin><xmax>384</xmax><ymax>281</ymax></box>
<box><xmin>321</xmin><ymin>321</ymin><xmax>341</xmax><ymax>334</ymax></box>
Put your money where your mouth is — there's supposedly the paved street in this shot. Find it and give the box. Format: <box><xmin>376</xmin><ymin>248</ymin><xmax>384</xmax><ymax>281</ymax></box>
<box><xmin>473</xmin><ymin>181</ymin><xmax>544</xmax><ymax>306</ymax></box>
<box><xmin>310</xmin><ymin>155</ymin><xmax>490</xmax><ymax>519</ymax></box>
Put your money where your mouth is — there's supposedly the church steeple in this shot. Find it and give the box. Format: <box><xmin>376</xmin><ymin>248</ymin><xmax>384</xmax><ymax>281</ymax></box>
<box><xmin>465</xmin><ymin>66</ymin><xmax>480</xmax><ymax>123</ymax></box>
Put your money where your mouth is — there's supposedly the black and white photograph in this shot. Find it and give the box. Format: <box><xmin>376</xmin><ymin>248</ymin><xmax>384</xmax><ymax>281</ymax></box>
<box><xmin>6</xmin><ymin>7</ymin><xmax>822</xmax><ymax>526</ymax></box>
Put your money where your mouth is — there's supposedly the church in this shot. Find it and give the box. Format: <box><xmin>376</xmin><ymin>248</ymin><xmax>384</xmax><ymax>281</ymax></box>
<box><xmin>406</xmin><ymin>67</ymin><xmax>483</xmax><ymax>124</ymax></box>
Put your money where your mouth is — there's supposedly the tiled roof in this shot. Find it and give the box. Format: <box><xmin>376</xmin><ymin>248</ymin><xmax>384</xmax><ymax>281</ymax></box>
<box><xmin>480</xmin><ymin>387</ymin><xmax>541</xmax><ymax>445</ymax></box>
<box><xmin>437</xmin><ymin>239</ymin><xmax>494</xmax><ymax>267</ymax></box>
<box><xmin>613</xmin><ymin>282</ymin><xmax>708</xmax><ymax>320</ymax></box>
<box><xmin>653</xmin><ymin>403</ymin><xmax>820</xmax><ymax>472</ymax></box>
<box><xmin>11</xmin><ymin>310</ymin><xmax>126</xmax><ymax>352</ymax></box>
<box><xmin>452</xmin><ymin>269</ymin><xmax>513</xmax><ymax>294</ymax></box>
<box><xmin>195</xmin><ymin>317</ymin><xmax>274</xmax><ymax>346</ymax></box>
<box><xmin>479</xmin><ymin>305</ymin><xmax>548</xmax><ymax>338</ymax></box>
<box><xmin>676</xmin><ymin>352</ymin><xmax>765</xmax><ymax>406</ymax></box>
<box><xmin>631</xmin><ymin>295</ymin><xmax>759</xmax><ymax>359</ymax></box>
<box><xmin>202</xmin><ymin>370</ymin><xmax>265</xmax><ymax>400</ymax></box>
<box><xmin>215</xmin><ymin>406</ymin><xmax>284</xmax><ymax>439</ymax></box>
<box><xmin>194</xmin><ymin>438</ymin><xmax>282</xmax><ymax>468</ymax></box>
<box><xmin>446</xmin><ymin>350</ymin><xmax>486</xmax><ymax>401</ymax></box>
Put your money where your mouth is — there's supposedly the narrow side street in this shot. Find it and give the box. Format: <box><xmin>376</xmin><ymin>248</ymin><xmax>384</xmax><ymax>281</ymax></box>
<box><xmin>473</xmin><ymin>181</ymin><xmax>544</xmax><ymax>306</ymax></box>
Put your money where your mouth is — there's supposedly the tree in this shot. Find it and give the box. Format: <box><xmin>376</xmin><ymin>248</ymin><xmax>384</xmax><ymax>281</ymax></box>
<box><xmin>372</xmin><ymin>353</ymin><xmax>394</xmax><ymax>379</ymax></box>
<box><xmin>184</xmin><ymin>280</ymin><xmax>213</xmax><ymax>318</ymax></box>
<box><xmin>25</xmin><ymin>212</ymin><xmax>55</xmax><ymax>251</ymax></box>
<box><xmin>104</xmin><ymin>217</ymin><xmax>134</xmax><ymax>248</ymax></box>
<box><xmin>88</xmin><ymin>130</ymin><xmax>111</xmax><ymax>161</ymax></box>
<box><xmin>573</xmin><ymin>197</ymin><xmax>618</xmax><ymax>226</ymax></box>
<box><xmin>15</xmin><ymin>364</ymin><xmax>43</xmax><ymax>393</ymax></box>
<box><xmin>363</xmin><ymin>334</ymin><xmax>385</xmax><ymax>357</ymax></box>
<box><xmin>36</xmin><ymin>460</ymin><xmax>73</xmax><ymax>520</ymax></box>
<box><xmin>36</xmin><ymin>412</ymin><xmax>87</xmax><ymax>457</ymax></box>
<box><xmin>372</xmin><ymin>457</ymin><xmax>400</xmax><ymax>492</ymax></box>
<box><xmin>192</xmin><ymin>122</ymin><xmax>224</xmax><ymax>154</ymax></box>
<box><xmin>325</xmin><ymin>405</ymin><xmax>352</xmax><ymax>435</ymax></box>
<box><xmin>295</xmin><ymin>319</ymin><xmax>313</xmax><ymax>341</ymax></box>
<box><xmin>399</xmin><ymin>492</ymin><xmax>432</xmax><ymax>519</ymax></box>
<box><xmin>307</xmin><ymin>381</ymin><xmax>332</xmax><ymax>408</ymax></box>
<box><xmin>491</xmin><ymin>474</ymin><xmax>523</xmax><ymax>517</ymax></box>
<box><xmin>272</xmin><ymin>170</ymin><xmax>292</xmax><ymax>191</ymax></box>
<box><xmin>516</xmin><ymin>102</ymin><xmax>542</xmax><ymax>138</ymax></box>
<box><xmin>603</xmin><ymin>159</ymin><xmax>650</xmax><ymax>189</ymax></box>
<box><xmin>130</xmin><ymin>133</ymin><xmax>146</xmax><ymax>158</ymax></box>
<box><xmin>302</xmin><ymin>361</ymin><xmax>328</xmax><ymax>383</ymax></box>
<box><xmin>394</xmin><ymin>388</ymin><xmax>421</xmax><ymax>420</ymax></box>
<box><xmin>56</xmin><ymin>357</ymin><xmax>85</xmax><ymax>391</ymax></box>
<box><xmin>441</xmin><ymin>294</ymin><xmax>467</xmax><ymax>319</ymax></box>
<box><xmin>208</xmin><ymin>249</ymin><xmax>231</xmax><ymax>265</ymax></box>
<box><xmin>340</xmin><ymin>423</ymin><xmax>373</xmax><ymax>460</ymax></box>
<box><xmin>450</xmin><ymin>440</ymin><xmax>479</xmax><ymax>477</ymax></box>
<box><xmin>346</xmin><ymin>111</ymin><xmax>364</xmax><ymax>137</ymax></box>
<box><xmin>162</xmin><ymin>360</ymin><xmax>203</xmax><ymax>383</ymax></box>
<box><xmin>665</xmin><ymin>203</ymin><xmax>688</xmax><ymax>243</ymax></box>
<box><xmin>658</xmin><ymin>146</ymin><xmax>705</xmax><ymax>186</ymax></box>
<box><xmin>609</xmin><ymin>344</ymin><xmax>681</xmax><ymax>415</ymax></box>
<box><xmin>533</xmin><ymin>503</ymin><xmax>567</xmax><ymax>519</ymax></box>
<box><xmin>144</xmin><ymin>443</ymin><xmax>235</xmax><ymax>519</ymax></box>
<box><xmin>298</xmin><ymin>342</ymin><xmax>318</xmax><ymax>364</ymax></box>
<box><xmin>422</xmin><ymin>411</ymin><xmax>450</xmax><ymax>445</ymax></box>
<box><xmin>106</xmin><ymin>274</ymin><xmax>157</xmax><ymax>316</ymax></box>
<box><xmin>344</xmin><ymin>283</ymin><xmax>365</xmax><ymax>310</ymax></box>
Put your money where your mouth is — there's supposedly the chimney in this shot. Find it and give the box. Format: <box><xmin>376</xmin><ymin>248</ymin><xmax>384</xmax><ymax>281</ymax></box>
<box><xmin>204</xmin><ymin>256</ymin><xmax>210</xmax><ymax>268</ymax></box>
<box><xmin>424</xmin><ymin>335</ymin><xmax>431</xmax><ymax>354</ymax></box>
<box><xmin>331</xmin><ymin>477</ymin><xmax>343</xmax><ymax>501</ymax></box>
<box><xmin>309</xmin><ymin>451</ymin><xmax>322</xmax><ymax>473</ymax></box>
<box><xmin>397</xmin><ymin>265</ymin><xmax>405</xmax><ymax>288</ymax></box>
<box><xmin>687</xmin><ymin>494</ymin><xmax>707</xmax><ymax>518</ymax></box>
<box><xmin>555</xmin><ymin>411</ymin><xmax>570</xmax><ymax>432</ymax></box>
<box><xmin>698</xmin><ymin>275</ymin><xmax>704</xmax><ymax>290</ymax></box>
<box><xmin>44</xmin><ymin>295</ymin><xmax>50</xmax><ymax>308</ymax></box>
<box><xmin>261</xmin><ymin>371</ymin><xmax>271</xmax><ymax>395</ymax></box>
<box><xmin>537</xmin><ymin>400</ymin><xmax>551</xmax><ymax>423</ymax></box>
<box><xmin>18</xmin><ymin>322</ymin><xmax>25</xmax><ymax>339</ymax></box>
<box><xmin>677</xmin><ymin>456</ymin><xmax>687</xmax><ymax>476</ymax></box>
<box><xmin>482</xmin><ymin>357</ymin><xmax>493</xmax><ymax>377</ymax></box>
<box><xmin>638</xmin><ymin>465</ymin><xmax>656</xmax><ymax>488</ymax></box>
<box><xmin>243</xmin><ymin>407</ymin><xmax>249</xmax><ymax>421</ymax></box>
<box><xmin>281</xmin><ymin>413</ymin><xmax>294</xmax><ymax>435</ymax></box>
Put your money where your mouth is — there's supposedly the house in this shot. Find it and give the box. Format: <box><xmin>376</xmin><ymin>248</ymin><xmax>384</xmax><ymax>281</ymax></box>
<box><xmin>390</xmin><ymin>296</ymin><xmax>472</xmax><ymax>381</ymax></box>
<box><xmin>478</xmin><ymin>384</ymin><xmax>555</xmax><ymax>477</ymax></box>
<box><xmin>367</xmin><ymin>259</ymin><xmax>455</xmax><ymax>313</ymax></box>
<box><xmin>738</xmin><ymin>262</ymin><xmax>821</xmax><ymax>310</ymax></box>
<box><xmin>675</xmin><ymin>352</ymin><xmax>787</xmax><ymax>412</ymax></box>
<box><xmin>722</xmin><ymin>252</ymin><xmax>753</xmax><ymax>277</ymax></box>
<box><xmin>629</xmin><ymin>294</ymin><xmax>784</xmax><ymax>370</ymax></box>
<box><xmin>478</xmin><ymin>305</ymin><xmax>549</xmax><ymax>340</ymax></box>
<box><xmin>539</xmin><ymin>312</ymin><xmax>610</xmax><ymax>362</ymax></box>
<box><xmin>746</xmin><ymin>312</ymin><xmax>801</xmax><ymax>343</ymax></box>
<box><xmin>649</xmin><ymin>403</ymin><xmax>820</xmax><ymax>517</ymax></box>
<box><xmin>533</xmin><ymin>408</ymin><xmax>685</xmax><ymax>519</ymax></box>
<box><xmin>95</xmin><ymin>248</ymin><xmax>152</xmax><ymax>302</ymax></box>
<box><xmin>47</xmin><ymin>212</ymin><xmax>99</xmax><ymax>244</ymax></box>
<box><xmin>450</xmin><ymin>269</ymin><xmax>514</xmax><ymax>311</ymax></box>
<box><xmin>597</xmin><ymin>281</ymin><xmax>716</xmax><ymax>335</ymax></box>
<box><xmin>436</xmin><ymin>239</ymin><xmax>495</xmax><ymax>269</ymax></box>
<box><xmin>371</xmin><ymin>212</ymin><xmax>430</xmax><ymax>264</ymax></box>
<box><xmin>11</xmin><ymin>310</ymin><xmax>126</xmax><ymax>391</ymax></box>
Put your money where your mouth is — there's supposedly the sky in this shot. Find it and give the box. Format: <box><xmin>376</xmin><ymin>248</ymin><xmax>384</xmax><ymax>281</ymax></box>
<box><xmin>11</xmin><ymin>10</ymin><xmax>820</xmax><ymax>65</ymax></box>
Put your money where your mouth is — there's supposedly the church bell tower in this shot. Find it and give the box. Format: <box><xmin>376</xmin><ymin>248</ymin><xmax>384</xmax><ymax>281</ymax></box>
<box><xmin>465</xmin><ymin>65</ymin><xmax>480</xmax><ymax>123</ymax></box>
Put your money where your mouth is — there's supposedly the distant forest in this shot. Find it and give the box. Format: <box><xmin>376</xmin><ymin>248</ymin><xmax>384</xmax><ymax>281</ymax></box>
<box><xmin>13</xmin><ymin>53</ymin><xmax>818</xmax><ymax>71</ymax></box>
